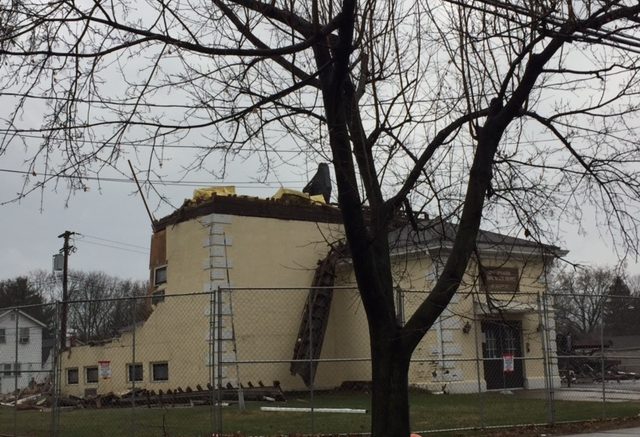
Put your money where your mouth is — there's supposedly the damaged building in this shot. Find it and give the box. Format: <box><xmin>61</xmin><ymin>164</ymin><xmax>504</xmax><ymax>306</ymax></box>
<box><xmin>59</xmin><ymin>171</ymin><xmax>565</xmax><ymax>398</ymax></box>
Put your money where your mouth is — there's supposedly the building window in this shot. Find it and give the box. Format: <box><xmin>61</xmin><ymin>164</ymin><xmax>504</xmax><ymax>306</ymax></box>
<box><xmin>485</xmin><ymin>330</ymin><xmax>498</xmax><ymax>358</ymax></box>
<box><xmin>67</xmin><ymin>368</ymin><xmax>79</xmax><ymax>384</ymax></box>
<box><xmin>151</xmin><ymin>362</ymin><xmax>169</xmax><ymax>381</ymax></box>
<box><xmin>19</xmin><ymin>328</ymin><xmax>29</xmax><ymax>344</ymax></box>
<box><xmin>85</xmin><ymin>367</ymin><xmax>98</xmax><ymax>384</ymax></box>
<box><xmin>151</xmin><ymin>290</ymin><xmax>165</xmax><ymax>305</ymax></box>
<box><xmin>154</xmin><ymin>266</ymin><xmax>167</xmax><ymax>286</ymax></box>
<box><xmin>0</xmin><ymin>329</ymin><xmax>5</xmax><ymax>344</ymax></box>
<box><xmin>2</xmin><ymin>363</ymin><xmax>22</xmax><ymax>377</ymax></box>
<box><xmin>127</xmin><ymin>363</ymin><xmax>143</xmax><ymax>382</ymax></box>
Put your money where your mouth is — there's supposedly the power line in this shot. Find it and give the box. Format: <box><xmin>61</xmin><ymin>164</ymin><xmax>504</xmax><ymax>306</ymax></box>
<box><xmin>77</xmin><ymin>233</ymin><xmax>149</xmax><ymax>251</ymax></box>
<box><xmin>76</xmin><ymin>239</ymin><xmax>149</xmax><ymax>255</ymax></box>
<box><xmin>2</xmin><ymin>124</ymin><xmax>638</xmax><ymax>151</ymax></box>
<box><xmin>449</xmin><ymin>0</ymin><xmax>640</xmax><ymax>53</ymax></box>
<box><xmin>0</xmin><ymin>131</ymin><xmax>320</xmax><ymax>152</ymax></box>
<box><xmin>0</xmin><ymin>168</ymin><xmax>305</xmax><ymax>188</ymax></box>
<box><xmin>0</xmin><ymin>91</ymin><xmax>465</xmax><ymax>111</ymax></box>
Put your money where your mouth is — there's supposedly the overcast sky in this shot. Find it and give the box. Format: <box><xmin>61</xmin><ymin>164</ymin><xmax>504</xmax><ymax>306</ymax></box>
<box><xmin>1</xmin><ymin>1</ymin><xmax>638</xmax><ymax>284</ymax></box>
<box><xmin>0</xmin><ymin>154</ymin><xmax>313</xmax><ymax>282</ymax></box>
<box><xmin>0</xmin><ymin>132</ymin><xmax>319</xmax><ymax>282</ymax></box>
<box><xmin>1</xmin><ymin>159</ymin><xmax>639</xmax><ymax>284</ymax></box>
<box><xmin>0</xmin><ymin>111</ymin><xmax>637</xmax><ymax>282</ymax></box>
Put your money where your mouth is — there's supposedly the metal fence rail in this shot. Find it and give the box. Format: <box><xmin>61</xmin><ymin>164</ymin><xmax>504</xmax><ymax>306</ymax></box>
<box><xmin>0</xmin><ymin>289</ymin><xmax>638</xmax><ymax>436</ymax></box>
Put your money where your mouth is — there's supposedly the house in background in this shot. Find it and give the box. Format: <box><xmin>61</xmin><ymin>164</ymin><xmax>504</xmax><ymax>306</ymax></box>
<box><xmin>0</xmin><ymin>310</ymin><xmax>47</xmax><ymax>394</ymax></box>
<box><xmin>59</xmin><ymin>177</ymin><xmax>565</xmax><ymax>396</ymax></box>
<box><xmin>603</xmin><ymin>335</ymin><xmax>640</xmax><ymax>373</ymax></box>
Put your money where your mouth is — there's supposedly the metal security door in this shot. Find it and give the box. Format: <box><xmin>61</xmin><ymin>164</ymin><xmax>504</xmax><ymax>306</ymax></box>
<box><xmin>481</xmin><ymin>320</ymin><xmax>525</xmax><ymax>390</ymax></box>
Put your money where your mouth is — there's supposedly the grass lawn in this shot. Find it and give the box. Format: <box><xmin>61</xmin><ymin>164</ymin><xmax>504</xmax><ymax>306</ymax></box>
<box><xmin>0</xmin><ymin>391</ymin><xmax>638</xmax><ymax>436</ymax></box>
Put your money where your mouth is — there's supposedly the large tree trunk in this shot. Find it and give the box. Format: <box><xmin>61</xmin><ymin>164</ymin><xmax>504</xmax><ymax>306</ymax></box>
<box><xmin>370</xmin><ymin>327</ymin><xmax>411</xmax><ymax>437</ymax></box>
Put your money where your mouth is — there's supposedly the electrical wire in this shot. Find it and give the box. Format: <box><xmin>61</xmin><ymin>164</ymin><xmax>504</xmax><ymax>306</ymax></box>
<box><xmin>1</xmin><ymin>123</ymin><xmax>638</xmax><ymax>151</ymax></box>
<box><xmin>77</xmin><ymin>233</ymin><xmax>148</xmax><ymax>251</ymax></box>
<box><xmin>0</xmin><ymin>131</ymin><xmax>318</xmax><ymax>152</ymax></box>
<box><xmin>75</xmin><ymin>239</ymin><xmax>148</xmax><ymax>256</ymax></box>
<box><xmin>447</xmin><ymin>0</ymin><xmax>640</xmax><ymax>53</ymax></box>
<box><xmin>0</xmin><ymin>168</ymin><xmax>304</xmax><ymax>188</ymax></box>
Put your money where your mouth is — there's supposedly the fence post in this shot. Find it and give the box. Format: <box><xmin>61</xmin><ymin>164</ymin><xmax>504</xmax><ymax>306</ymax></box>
<box><xmin>130</xmin><ymin>295</ymin><xmax>137</xmax><ymax>437</ymax></box>
<box><xmin>209</xmin><ymin>288</ymin><xmax>216</xmax><ymax>434</ymax></box>
<box><xmin>600</xmin><ymin>312</ymin><xmax>606</xmax><ymax>418</ymax></box>
<box><xmin>538</xmin><ymin>292</ymin><xmax>555</xmax><ymax>424</ymax></box>
<box><xmin>13</xmin><ymin>308</ymin><xmax>19</xmax><ymax>436</ymax></box>
<box><xmin>216</xmin><ymin>286</ymin><xmax>223</xmax><ymax>434</ymax></box>
<box><xmin>309</xmin><ymin>287</ymin><xmax>315</xmax><ymax>434</ymax></box>
<box><xmin>51</xmin><ymin>301</ymin><xmax>62</xmax><ymax>437</ymax></box>
<box><xmin>472</xmin><ymin>302</ymin><xmax>484</xmax><ymax>429</ymax></box>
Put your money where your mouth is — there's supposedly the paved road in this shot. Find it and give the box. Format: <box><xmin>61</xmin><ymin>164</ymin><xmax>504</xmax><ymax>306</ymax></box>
<box><xmin>560</xmin><ymin>426</ymin><xmax>640</xmax><ymax>436</ymax></box>
<box><xmin>516</xmin><ymin>381</ymin><xmax>640</xmax><ymax>403</ymax></box>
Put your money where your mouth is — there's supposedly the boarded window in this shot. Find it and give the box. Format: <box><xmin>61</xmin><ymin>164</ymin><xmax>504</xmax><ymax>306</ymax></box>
<box><xmin>85</xmin><ymin>367</ymin><xmax>98</xmax><ymax>383</ymax></box>
<box><xmin>154</xmin><ymin>266</ymin><xmax>167</xmax><ymax>286</ymax></box>
<box><xmin>127</xmin><ymin>363</ymin><xmax>143</xmax><ymax>382</ymax></box>
<box><xmin>152</xmin><ymin>362</ymin><xmax>169</xmax><ymax>381</ymax></box>
<box><xmin>152</xmin><ymin>290</ymin><xmax>165</xmax><ymax>305</ymax></box>
<box><xmin>67</xmin><ymin>368</ymin><xmax>79</xmax><ymax>384</ymax></box>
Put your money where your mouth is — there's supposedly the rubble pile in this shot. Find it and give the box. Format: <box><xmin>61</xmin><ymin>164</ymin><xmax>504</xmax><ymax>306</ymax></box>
<box><xmin>0</xmin><ymin>381</ymin><xmax>284</xmax><ymax>410</ymax></box>
<box><xmin>0</xmin><ymin>380</ymin><xmax>53</xmax><ymax>410</ymax></box>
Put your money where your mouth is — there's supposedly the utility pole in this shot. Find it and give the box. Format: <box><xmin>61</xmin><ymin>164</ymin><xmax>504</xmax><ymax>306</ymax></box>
<box><xmin>58</xmin><ymin>231</ymin><xmax>75</xmax><ymax>350</ymax></box>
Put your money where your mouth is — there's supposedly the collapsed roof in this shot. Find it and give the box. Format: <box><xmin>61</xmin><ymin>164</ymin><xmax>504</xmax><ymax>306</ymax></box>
<box><xmin>154</xmin><ymin>188</ymin><xmax>565</xmax><ymax>258</ymax></box>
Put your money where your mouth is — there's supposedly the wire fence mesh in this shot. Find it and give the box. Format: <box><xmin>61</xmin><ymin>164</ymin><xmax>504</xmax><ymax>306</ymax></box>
<box><xmin>0</xmin><ymin>289</ymin><xmax>639</xmax><ymax>436</ymax></box>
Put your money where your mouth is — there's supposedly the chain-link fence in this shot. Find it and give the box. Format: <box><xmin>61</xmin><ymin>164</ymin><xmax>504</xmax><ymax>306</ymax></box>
<box><xmin>0</xmin><ymin>302</ymin><xmax>58</xmax><ymax>437</ymax></box>
<box><xmin>0</xmin><ymin>289</ymin><xmax>639</xmax><ymax>436</ymax></box>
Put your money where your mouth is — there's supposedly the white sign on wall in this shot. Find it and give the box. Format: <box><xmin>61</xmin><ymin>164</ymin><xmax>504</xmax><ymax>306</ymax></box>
<box><xmin>503</xmin><ymin>354</ymin><xmax>514</xmax><ymax>373</ymax></box>
<box><xmin>98</xmin><ymin>361</ymin><xmax>111</xmax><ymax>379</ymax></box>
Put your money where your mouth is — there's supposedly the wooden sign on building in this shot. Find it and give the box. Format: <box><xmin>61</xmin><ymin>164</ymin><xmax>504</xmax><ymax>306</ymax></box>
<box><xmin>481</xmin><ymin>267</ymin><xmax>520</xmax><ymax>292</ymax></box>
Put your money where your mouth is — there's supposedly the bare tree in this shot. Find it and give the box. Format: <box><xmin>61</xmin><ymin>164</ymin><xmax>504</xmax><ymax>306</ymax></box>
<box><xmin>30</xmin><ymin>270</ymin><xmax>148</xmax><ymax>342</ymax></box>
<box><xmin>553</xmin><ymin>265</ymin><xmax>616</xmax><ymax>335</ymax></box>
<box><xmin>554</xmin><ymin>267</ymin><xmax>640</xmax><ymax>338</ymax></box>
<box><xmin>66</xmin><ymin>271</ymin><xmax>149</xmax><ymax>342</ymax></box>
<box><xmin>2</xmin><ymin>1</ymin><xmax>640</xmax><ymax>434</ymax></box>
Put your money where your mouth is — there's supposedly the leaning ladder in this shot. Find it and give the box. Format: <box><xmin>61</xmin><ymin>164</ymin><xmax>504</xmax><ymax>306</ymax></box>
<box><xmin>209</xmin><ymin>231</ymin><xmax>245</xmax><ymax>409</ymax></box>
<box><xmin>290</xmin><ymin>243</ymin><xmax>344</xmax><ymax>386</ymax></box>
